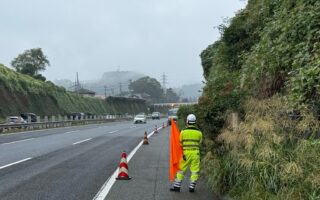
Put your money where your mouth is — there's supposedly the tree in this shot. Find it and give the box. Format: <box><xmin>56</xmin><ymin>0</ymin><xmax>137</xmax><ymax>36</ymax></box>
<box><xmin>129</xmin><ymin>76</ymin><xmax>164</xmax><ymax>103</ymax></box>
<box><xmin>11</xmin><ymin>48</ymin><xmax>50</xmax><ymax>81</ymax></box>
<box><xmin>165</xmin><ymin>88</ymin><xmax>180</xmax><ymax>103</ymax></box>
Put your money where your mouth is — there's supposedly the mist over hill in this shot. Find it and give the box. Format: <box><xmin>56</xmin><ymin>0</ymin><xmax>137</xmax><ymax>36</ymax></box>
<box><xmin>173</xmin><ymin>83</ymin><xmax>203</xmax><ymax>102</ymax></box>
<box><xmin>55</xmin><ymin>71</ymin><xmax>145</xmax><ymax>96</ymax></box>
<box><xmin>180</xmin><ymin>83</ymin><xmax>203</xmax><ymax>98</ymax></box>
<box><xmin>55</xmin><ymin>70</ymin><xmax>203</xmax><ymax>101</ymax></box>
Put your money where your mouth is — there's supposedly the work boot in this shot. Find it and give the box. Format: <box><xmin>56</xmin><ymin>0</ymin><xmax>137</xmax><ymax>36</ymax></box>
<box><xmin>170</xmin><ymin>185</ymin><xmax>181</xmax><ymax>192</ymax></box>
<box><xmin>189</xmin><ymin>182</ymin><xmax>196</xmax><ymax>193</ymax></box>
<box><xmin>170</xmin><ymin>180</ymin><xmax>181</xmax><ymax>192</ymax></box>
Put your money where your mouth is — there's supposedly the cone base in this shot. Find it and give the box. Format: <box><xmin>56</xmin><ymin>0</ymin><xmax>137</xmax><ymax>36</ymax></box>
<box><xmin>116</xmin><ymin>177</ymin><xmax>132</xmax><ymax>180</ymax></box>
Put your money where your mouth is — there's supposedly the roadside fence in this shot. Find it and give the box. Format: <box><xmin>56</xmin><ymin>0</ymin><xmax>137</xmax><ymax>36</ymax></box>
<box><xmin>0</xmin><ymin>114</ymin><xmax>131</xmax><ymax>134</ymax></box>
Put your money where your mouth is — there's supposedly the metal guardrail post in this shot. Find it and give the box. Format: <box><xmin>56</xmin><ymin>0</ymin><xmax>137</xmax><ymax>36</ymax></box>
<box><xmin>44</xmin><ymin>116</ymin><xmax>48</xmax><ymax>128</ymax></box>
<box><xmin>51</xmin><ymin>116</ymin><xmax>55</xmax><ymax>128</ymax></box>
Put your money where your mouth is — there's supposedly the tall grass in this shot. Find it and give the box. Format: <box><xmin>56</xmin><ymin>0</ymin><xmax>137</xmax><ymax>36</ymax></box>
<box><xmin>203</xmin><ymin>97</ymin><xmax>320</xmax><ymax>199</ymax></box>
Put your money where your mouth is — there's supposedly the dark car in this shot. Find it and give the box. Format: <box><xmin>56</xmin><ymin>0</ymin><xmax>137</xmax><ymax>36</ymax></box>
<box><xmin>20</xmin><ymin>113</ymin><xmax>37</xmax><ymax>123</ymax></box>
<box><xmin>167</xmin><ymin>108</ymin><xmax>178</xmax><ymax>125</ymax></box>
<box><xmin>68</xmin><ymin>112</ymin><xmax>85</xmax><ymax>120</ymax></box>
<box><xmin>85</xmin><ymin>112</ymin><xmax>95</xmax><ymax>119</ymax></box>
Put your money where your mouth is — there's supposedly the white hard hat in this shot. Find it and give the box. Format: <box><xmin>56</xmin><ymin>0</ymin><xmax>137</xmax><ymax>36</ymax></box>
<box><xmin>187</xmin><ymin>114</ymin><xmax>196</xmax><ymax>124</ymax></box>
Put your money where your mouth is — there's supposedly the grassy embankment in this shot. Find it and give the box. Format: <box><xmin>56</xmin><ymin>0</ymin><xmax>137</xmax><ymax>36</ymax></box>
<box><xmin>0</xmin><ymin>64</ymin><xmax>147</xmax><ymax>122</ymax></box>
<box><xmin>179</xmin><ymin>1</ymin><xmax>320</xmax><ymax>199</ymax></box>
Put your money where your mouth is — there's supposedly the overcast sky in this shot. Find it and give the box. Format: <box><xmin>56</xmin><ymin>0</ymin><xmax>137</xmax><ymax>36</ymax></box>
<box><xmin>0</xmin><ymin>0</ymin><xmax>246</xmax><ymax>87</ymax></box>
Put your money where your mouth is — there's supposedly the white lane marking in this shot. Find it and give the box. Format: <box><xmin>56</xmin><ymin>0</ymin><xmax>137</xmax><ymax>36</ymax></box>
<box><xmin>1</xmin><ymin>126</ymin><xmax>74</xmax><ymax>136</ymax></box>
<box><xmin>130</xmin><ymin>126</ymin><xmax>136</xmax><ymax>128</ymax></box>
<box><xmin>108</xmin><ymin>130</ymin><xmax>119</xmax><ymax>134</ymax></box>
<box><xmin>65</xmin><ymin>130</ymin><xmax>77</xmax><ymax>134</ymax></box>
<box><xmin>72</xmin><ymin>138</ymin><xmax>92</xmax><ymax>145</ymax></box>
<box><xmin>1</xmin><ymin>138</ymin><xmax>35</xmax><ymax>145</ymax></box>
<box><xmin>99</xmin><ymin>126</ymin><xmax>110</xmax><ymax>129</ymax></box>
<box><xmin>0</xmin><ymin>157</ymin><xmax>32</xmax><ymax>170</ymax></box>
<box><xmin>93</xmin><ymin>127</ymin><xmax>163</xmax><ymax>200</ymax></box>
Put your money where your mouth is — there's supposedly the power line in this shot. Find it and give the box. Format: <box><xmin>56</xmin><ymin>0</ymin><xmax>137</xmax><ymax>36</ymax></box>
<box><xmin>65</xmin><ymin>76</ymin><xmax>132</xmax><ymax>97</ymax></box>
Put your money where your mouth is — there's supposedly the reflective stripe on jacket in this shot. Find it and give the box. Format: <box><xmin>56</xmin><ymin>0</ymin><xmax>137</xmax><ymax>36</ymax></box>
<box><xmin>179</xmin><ymin>125</ymin><xmax>202</xmax><ymax>151</ymax></box>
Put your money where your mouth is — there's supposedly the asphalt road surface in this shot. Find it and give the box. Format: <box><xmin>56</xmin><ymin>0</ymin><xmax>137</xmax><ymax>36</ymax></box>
<box><xmin>0</xmin><ymin>119</ymin><xmax>166</xmax><ymax>200</ymax></box>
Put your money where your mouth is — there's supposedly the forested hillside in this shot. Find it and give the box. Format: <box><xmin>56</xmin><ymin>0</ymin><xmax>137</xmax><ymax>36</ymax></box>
<box><xmin>187</xmin><ymin>0</ymin><xmax>320</xmax><ymax>199</ymax></box>
<box><xmin>0</xmin><ymin>64</ymin><xmax>147</xmax><ymax>120</ymax></box>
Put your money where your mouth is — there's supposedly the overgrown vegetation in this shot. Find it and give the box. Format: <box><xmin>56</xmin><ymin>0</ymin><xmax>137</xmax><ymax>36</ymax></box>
<box><xmin>0</xmin><ymin>64</ymin><xmax>147</xmax><ymax>119</ymax></box>
<box><xmin>196</xmin><ymin>0</ymin><xmax>320</xmax><ymax>199</ymax></box>
<box><xmin>203</xmin><ymin>98</ymin><xmax>320</xmax><ymax>199</ymax></box>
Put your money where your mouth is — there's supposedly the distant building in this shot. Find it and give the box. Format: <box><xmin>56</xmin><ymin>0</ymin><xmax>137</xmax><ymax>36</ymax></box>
<box><xmin>75</xmin><ymin>88</ymin><xmax>96</xmax><ymax>97</ymax></box>
<box><xmin>94</xmin><ymin>94</ymin><xmax>106</xmax><ymax>99</ymax></box>
<box><xmin>130</xmin><ymin>93</ymin><xmax>152</xmax><ymax>103</ymax></box>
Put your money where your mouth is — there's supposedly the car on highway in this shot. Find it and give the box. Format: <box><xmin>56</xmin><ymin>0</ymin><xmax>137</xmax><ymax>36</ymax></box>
<box><xmin>20</xmin><ymin>113</ymin><xmax>37</xmax><ymax>122</ymax></box>
<box><xmin>68</xmin><ymin>112</ymin><xmax>85</xmax><ymax>120</ymax></box>
<box><xmin>133</xmin><ymin>114</ymin><xmax>147</xmax><ymax>124</ymax></box>
<box><xmin>167</xmin><ymin>108</ymin><xmax>178</xmax><ymax>125</ymax></box>
<box><xmin>8</xmin><ymin>116</ymin><xmax>27</xmax><ymax>124</ymax></box>
<box><xmin>151</xmin><ymin>112</ymin><xmax>160</xmax><ymax>120</ymax></box>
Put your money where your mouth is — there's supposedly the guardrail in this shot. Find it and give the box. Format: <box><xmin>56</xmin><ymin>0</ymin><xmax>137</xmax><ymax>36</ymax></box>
<box><xmin>0</xmin><ymin>115</ymin><xmax>133</xmax><ymax>134</ymax></box>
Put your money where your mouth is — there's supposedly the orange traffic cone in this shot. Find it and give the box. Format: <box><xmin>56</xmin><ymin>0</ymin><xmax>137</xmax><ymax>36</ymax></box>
<box><xmin>143</xmin><ymin>131</ymin><xmax>149</xmax><ymax>145</ymax></box>
<box><xmin>116</xmin><ymin>151</ymin><xmax>131</xmax><ymax>180</ymax></box>
<box><xmin>154</xmin><ymin>125</ymin><xmax>158</xmax><ymax>134</ymax></box>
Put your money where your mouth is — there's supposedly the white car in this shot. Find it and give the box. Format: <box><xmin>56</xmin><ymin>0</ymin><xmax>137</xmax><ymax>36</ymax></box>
<box><xmin>8</xmin><ymin>116</ymin><xmax>27</xmax><ymax>124</ymax></box>
<box><xmin>134</xmin><ymin>114</ymin><xmax>147</xmax><ymax>124</ymax></box>
<box><xmin>151</xmin><ymin>112</ymin><xmax>160</xmax><ymax>120</ymax></box>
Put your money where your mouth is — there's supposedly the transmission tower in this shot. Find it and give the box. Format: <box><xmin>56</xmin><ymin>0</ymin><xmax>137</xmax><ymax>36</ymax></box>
<box><xmin>161</xmin><ymin>73</ymin><xmax>168</xmax><ymax>95</ymax></box>
<box><xmin>72</xmin><ymin>72</ymin><xmax>82</xmax><ymax>94</ymax></box>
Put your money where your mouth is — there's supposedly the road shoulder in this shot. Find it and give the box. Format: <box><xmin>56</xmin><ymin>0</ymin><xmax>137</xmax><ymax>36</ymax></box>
<box><xmin>106</xmin><ymin>127</ymin><xmax>219</xmax><ymax>200</ymax></box>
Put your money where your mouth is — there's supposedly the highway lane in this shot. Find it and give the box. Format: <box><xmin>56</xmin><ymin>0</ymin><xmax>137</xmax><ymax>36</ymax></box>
<box><xmin>0</xmin><ymin>119</ymin><xmax>166</xmax><ymax>200</ymax></box>
<box><xmin>0</xmin><ymin>121</ymin><xmax>134</xmax><ymax>144</ymax></box>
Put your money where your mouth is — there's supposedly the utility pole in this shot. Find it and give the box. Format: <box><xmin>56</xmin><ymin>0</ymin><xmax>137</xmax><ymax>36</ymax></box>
<box><xmin>128</xmin><ymin>79</ymin><xmax>133</xmax><ymax>96</ymax></box>
<box><xmin>75</xmin><ymin>72</ymin><xmax>80</xmax><ymax>94</ymax></box>
<box><xmin>119</xmin><ymin>82</ymin><xmax>122</xmax><ymax>96</ymax></box>
<box><xmin>104</xmin><ymin>85</ymin><xmax>107</xmax><ymax>98</ymax></box>
<box><xmin>161</xmin><ymin>73</ymin><xmax>168</xmax><ymax>95</ymax></box>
